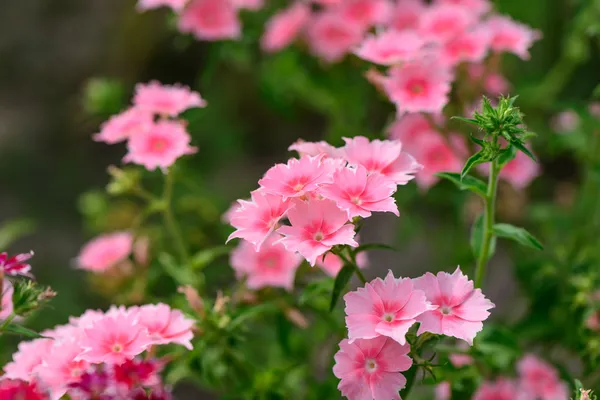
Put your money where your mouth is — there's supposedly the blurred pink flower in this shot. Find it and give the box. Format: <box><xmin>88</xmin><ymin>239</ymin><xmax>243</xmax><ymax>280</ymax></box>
<box><xmin>137</xmin><ymin>0</ymin><xmax>189</xmax><ymax>12</ymax></box>
<box><xmin>3</xmin><ymin>338</ymin><xmax>54</xmax><ymax>381</ymax></box>
<box><xmin>1</xmin><ymin>279</ymin><xmax>14</xmax><ymax>320</ymax></box>
<box><xmin>277</xmin><ymin>198</ymin><xmax>358</xmax><ymax>266</ymax></box>
<box><xmin>320</xmin><ymin>165</ymin><xmax>399</xmax><ymax>219</ymax></box>
<box><xmin>317</xmin><ymin>251</ymin><xmax>368</xmax><ymax>277</ymax></box>
<box><xmin>288</xmin><ymin>139</ymin><xmax>340</xmax><ymax>158</ymax></box>
<box><xmin>341</xmin><ymin>136</ymin><xmax>422</xmax><ymax>185</ymax></box>
<box><xmin>93</xmin><ymin>108</ymin><xmax>153</xmax><ymax>145</ymax></box>
<box><xmin>438</xmin><ymin>0</ymin><xmax>491</xmax><ymax>15</ymax></box>
<box><xmin>333</xmin><ymin>336</ymin><xmax>412</xmax><ymax>400</ymax></box>
<box><xmin>354</xmin><ymin>30</ymin><xmax>424</xmax><ymax>65</ymax></box>
<box><xmin>124</xmin><ymin>120</ymin><xmax>197</xmax><ymax>172</ymax></box>
<box><xmin>0</xmin><ymin>251</ymin><xmax>34</xmax><ymax>277</ymax></box>
<box><xmin>486</xmin><ymin>15</ymin><xmax>541</xmax><ymax>60</ymax></box>
<box><xmin>336</xmin><ymin>0</ymin><xmax>392</xmax><ymax>29</ymax></box>
<box><xmin>0</xmin><ymin>379</ymin><xmax>47</xmax><ymax>399</ymax></box>
<box><xmin>178</xmin><ymin>0</ymin><xmax>241</xmax><ymax>41</ymax></box>
<box><xmin>133</xmin><ymin>81</ymin><xmax>206</xmax><ymax>117</ymax></box>
<box><xmin>586</xmin><ymin>310</ymin><xmax>600</xmax><ymax>331</ymax></box>
<box><xmin>551</xmin><ymin>110</ymin><xmax>580</xmax><ymax>133</ymax></box>
<box><xmin>261</xmin><ymin>2</ymin><xmax>310</xmax><ymax>52</ymax></box>
<box><xmin>231</xmin><ymin>0</ymin><xmax>264</xmax><ymax>10</ymax></box>
<box><xmin>387</xmin><ymin>113</ymin><xmax>435</xmax><ymax>144</ymax></box>
<box><xmin>473</xmin><ymin>378</ymin><xmax>519</xmax><ymax>400</ymax></box>
<box><xmin>418</xmin><ymin>4</ymin><xmax>476</xmax><ymax>43</ymax></box>
<box><xmin>413</xmin><ymin>267</ymin><xmax>495</xmax><ymax>344</ymax></box>
<box><xmin>134</xmin><ymin>303</ymin><xmax>195</xmax><ymax>349</ymax></box>
<box><xmin>231</xmin><ymin>235</ymin><xmax>302</xmax><ymax>291</ymax></box>
<box><xmin>306</xmin><ymin>11</ymin><xmax>365</xmax><ymax>63</ymax></box>
<box><xmin>76</xmin><ymin>232</ymin><xmax>133</xmax><ymax>273</ymax></box>
<box><xmin>440</xmin><ymin>27</ymin><xmax>491</xmax><ymax>66</ymax></box>
<box><xmin>36</xmin><ymin>340</ymin><xmax>89</xmax><ymax>399</ymax></box>
<box><xmin>344</xmin><ymin>270</ymin><xmax>434</xmax><ymax>345</ymax></box>
<box><xmin>479</xmin><ymin>148</ymin><xmax>540</xmax><ymax>189</ymax></box>
<box><xmin>484</xmin><ymin>72</ymin><xmax>510</xmax><ymax>95</ymax></box>
<box><xmin>449</xmin><ymin>352</ymin><xmax>474</xmax><ymax>367</ymax></box>
<box><xmin>227</xmin><ymin>190</ymin><xmax>293</xmax><ymax>251</ymax></box>
<box><xmin>409</xmin><ymin>131</ymin><xmax>464</xmax><ymax>190</ymax></box>
<box><xmin>435</xmin><ymin>381</ymin><xmax>451</xmax><ymax>400</ymax></box>
<box><xmin>389</xmin><ymin>0</ymin><xmax>425</xmax><ymax>31</ymax></box>
<box><xmin>517</xmin><ymin>354</ymin><xmax>569</xmax><ymax>400</ymax></box>
<box><xmin>589</xmin><ymin>102</ymin><xmax>600</xmax><ymax>118</ymax></box>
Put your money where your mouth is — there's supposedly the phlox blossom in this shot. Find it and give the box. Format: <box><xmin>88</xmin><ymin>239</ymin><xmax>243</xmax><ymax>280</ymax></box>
<box><xmin>440</xmin><ymin>27</ymin><xmax>491</xmax><ymax>66</ymax></box>
<box><xmin>36</xmin><ymin>340</ymin><xmax>90</xmax><ymax>400</ymax></box>
<box><xmin>78</xmin><ymin>311</ymin><xmax>153</xmax><ymax>365</ymax></box>
<box><xmin>473</xmin><ymin>378</ymin><xmax>519</xmax><ymax>400</ymax></box>
<box><xmin>517</xmin><ymin>355</ymin><xmax>569</xmax><ymax>400</ymax></box>
<box><xmin>3</xmin><ymin>338</ymin><xmax>54</xmax><ymax>381</ymax></box>
<box><xmin>277</xmin><ymin>199</ymin><xmax>358</xmax><ymax>266</ymax></box>
<box><xmin>317</xmin><ymin>251</ymin><xmax>368</xmax><ymax>277</ymax></box>
<box><xmin>341</xmin><ymin>136</ymin><xmax>422</xmax><ymax>185</ymax></box>
<box><xmin>231</xmin><ymin>235</ymin><xmax>302</xmax><ymax>291</ymax></box>
<box><xmin>124</xmin><ymin>120</ymin><xmax>197</xmax><ymax>172</ymax></box>
<box><xmin>382</xmin><ymin>59</ymin><xmax>453</xmax><ymax>115</ymax></box>
<box><xmin>1</xmin><ymin>250</ymin><xmax>34</xmax><ymax>277</ymax></box>
<box><xmin>486</xmin><ymin>15</ymin><xmax>541</xmax><ymax>60</ymax></box>
<box><xmin>389</xmin><ymin>0</ymin><xmax>425</xmax><ymax>31</ymax></box>
<box><xmin>409</xmin><ymin>131</ymin><xmax>464</xmax><ymax>190</ymax></box>
<box><xmin>306</xmin><ymin>12</ymin><xmax>365</xmax><ymax>63</ymax></box>
<box><xmin>178</xmin><ymin>0</ymin><xmax>241</xmax><ymax>41</ymax></box>
<box><xmin>336</xmin><ymin>0</ymin><xmax>393</xmax><ymax>29</ymax></box>
<box><xmin>478</xmin><ymin>148</ymin><xmax>540</xmax><ymax>189</ymax></box>
<box><xmin>333</xmin><ymin>336</ymin><xmax>412</xmax><ymax>400</ymax></box>
<box><xmin>438</xmin><ymin>0</ymin><xmax>491</xmax><ymax>16</ymax></box>
<box><xmin>320</xmin><ymin>165</ymin><xmax>399</xmax><ymax>219</ymax></box>
<box><xmin>449</xmin><ymin>353</ymin><xmax>473</xmax><ymax>367</ymax></box>
<box><xmin>387</xmin><ymin>113</ymin><xmax>436</xmax><ymax>144</ymax></box>
<box><xmin>76</xmin><ymin>232</ymin><xmax>133</xmax><ymax>272</ymax></box>
<box><xmin>552</xmin><ymin>110</ymin><xmax>580</xmax><ymax>133</ymax></box>
<box><xmin>1</xmin><ymin>280</ymin><xmax>13</xmax><ymax>320</ymax></box>
<box><xmin>93</xmin><ymin>108</ymin><xmax>154</xmax><ymax>145</ymax></box>
<box><xmin>413</xmin><ymin>267</ymin><xmax>495</xmax><ymax>344</ymax></box>
<box><xmin>344</xmin><ymin>270</ymin><xmax>434</xmax><ymax>345</ymax></box>
<box><xmin>258</xmin><ymin>155</ymin><xmax>335</xmax><ymax>200</ymax></box>
<box><xmin>231</xmin><ymin>0</ymin><xmax>264</xmax><ymax>10</ymax></box>
<box><xmin>227</xmin><ymin>190</ymin><xmax>293</xmax><ymax>251</ymax></box>
<box><xmin>418</xmin><ymin>4</ymin><xmax>476</xmax><ymax>43</ymax></box>
<box><xmin>261</xmin><ymin>2</ymin><xmax>310</xmax><ymax>53</ymax></box>
<box><xmin>0</xmin><ymin>379</ymin><xmax>47</xmax><ymax>400</ymax></box>
<box><xmin>288</xmin><ymin>139</ymin><xmax>340</xmax><ymax>158</ymax></box>
<box><xmin>133</xmin><ymin>81</ymin><xmax>206</xmax><ymax>117</ymax></box>
<box><xmin>137</xmin><ymin>0</ymin><xmax>189</xmax><ymax>12</ymax></box>
<box><xmin>435</xmin><ymin>382</ymin><xmax>451</xmax><ymax>400</ymax></box>
<box><xmin>134</xmin><ymin>303</ymin><xmax>195</xmax><ymax>349</ymax></box>
<box><xmin>354</xmin><ymin>30</ymin><xmax>424</xmax><ymax>66</ymax></box>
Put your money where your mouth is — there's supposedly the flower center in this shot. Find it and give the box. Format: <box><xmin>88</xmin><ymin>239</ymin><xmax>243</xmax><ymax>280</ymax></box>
<box><xmin>382</xmin><ymin>312</ymin><xmax>395</xmax><ymax>322</ymax></box>
<box><xmin>149</xmin><ymin>136</ymin><xmax>168</xmax><ymax>153</ymax></box>
<box><xmin>314</xmin><ymin>232</ymin><xmax>324</xmax><ymax>241</ymax></box>
<box><xmin>440</xmin><ymin>306</ymin><xmax>452</xmax><ymax>315</ymax></box>
<box><xmin>112</xmin><ymin>343</ymin><xmax>123</xmax><ymax>353</ymax></box>
<box><xmin>351</xmin><ymin>196</ymin><xmax>362</xmax><ymax>205</ymax></box>
<box><xmin>365</xmin><ymin>359</ymin><xmax>378</xmax><ymax>373</ymax></box>
<box><xmin>293</xmin><ymin>183</ymin><xmax>305</xmax><ymax>192</ymax></box>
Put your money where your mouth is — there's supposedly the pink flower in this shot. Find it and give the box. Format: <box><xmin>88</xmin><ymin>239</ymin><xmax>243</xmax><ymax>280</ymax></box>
<box><xmin>134</xmin><ymin>303</ymin><xmax>195</xmax><ymax>349</ymax></box>
<box><xmin>306</xmin><ymin>11</ymin><xmax>365</xmax><ymax>63</ymax></box>
<box><xmin>440</xmin><ymin>27</ymin><xmax>491</xmax><ymax>66</ymax></box>
<box><xmin>1</xmin><ymin>280</ymin><xmax>13</xmax><ymax>320</ymax></box>
<box><xmin>586</xmin><ymin>310</ymin><xmax>600</xmax><ymax>331</ymax></box>
<box><xmin>258</xmin><ymin>155</ymin><xmax>335</xmax><ymax>200</ymax></box>
<box><xmin>342</xmin><ymin>136</ymin><xmax>422</xmax><ymax>185</ymax></box>
<box><xmin>261</xmin><ymin>2</ymin><xmax>310</xmax><ymax>52</ymax></box>
<box><xmin>133</xmin><ymin>81</ymin><xmax>206</xmax><ymax>117</ymax></box>
<box><xmin>435</xmin><ymin>382</ymin><xmax>451</xmax><ymax>400</ymax></box>
<box><xmin>3</xmin><ymin>338</ymin><xmax>54</xmax><ymax>381</ymax></box>
<box><xmin>320</xmin><ymin>166</ymin><xmax>399</xmax><ymax>219</ymax></box>
<box><xmin>409</xmin><ymin>131</ymin><xmax>464</xmax><ymax>190</ymax></box>
<box><xmin>94</xmin><ymin>108</ymin><xmax>154</xmax><ymax>145</ymax></box>
<box><xmin>389</xmin><ymin>0</ymin><xmax>426</xmax><ymax>31</ymax></box>
<box><xmin>1</xmin><ymin>251</ymin><xmax>34</xmax><ymax>277</ymax></box>
<box><xmin>288</xmin><ymin>139</ymin><xmax>340</xmax><ymax>158</ymax></box>
<box><xmin>382</xmin><ymin>59</ymin><xmax>453</xmax><ymax>114</ymax></box>
<box><xmin>231</xmin><ymin>0</ymin><xmax>264</xmax><ymax>10</ymax></box>
<box><xmin>551</xmin><ymin>110</ymin><xmax>580</xmax><ymax>133</ymax></box>
<box><xmin>517</xmin><ymin>355</ymin><xmax>569</xmax><ymax>400</ymax></box>
<box><xmin>178</xmin><ymin>0</ymin><xmax>241</xmax><ymax>41</ymax></box>
<box><xmin>36</xmin><ymin>340</ymin><xmax>89</xmax><ymax>399</ymax></box>
<box><xmin>137</xmin><ymin>0</ymin><xmax>189</xmax><ymax>12</ymax></box>
<box><xmin>277</xmin><ymin>198</ymin><xmax>358</xmax><ymax>266</ymax></box>
<box><xmin>473</xmin><ymin>378</ymin><xmax>519</xmax><ymax>400</ymax></box>
<box><xmin>354</xmin><ymin>30</ymin><xmax>424</xmax><ymax>66</ymax></box>
<box><xmin>589</xmin><ymin>102</ymin><xmax>600</xmax><ymax>118</ymax></box>
<box><xmin>492</xmin><ymin>149</ymin><xmax>540</xmax><ymax>189</ymax></box>
<box><xmin>227</xmin><ymin>190</ymin><xmax>292</xmax><ymax>251</ymax></box>
<box><xmin>437</xmin><ymin>0</ymin><xmax>491</xmax><ymax>16</ymax></box>
<box><xmin>0</xmin><ymin>380</ymin><xmax>47</xmax><ymax>400</ymax></box>
<box><xmin>484</xmin><ymin>73</ymin><xmax>510</xmax><ymax>95</ymax></box>
<box><xmin>486</xmin><ymin>15</ymin><xmax>541</xmax><ymax>60</ymax></box>
<box><xmin>413</xmin><ymin>267</ymin><xmax>495</xmax><ymax>344</ymax></box>
<box><xmin>123</xmin><ymin>120</ymin><xmax>197</xmax><ymax>172</ymax></box>
<box><xmin>387</xmin><ymin>113</ymin><xmax>436</xmax><ymax>144</ymax></box>
<box><xmin>449</xmin><ymin>352</ymin><xmax>473</xmax><ymax>367</ymax></box>
<box><xmin>78</xmin><ymin>310</ymin><xmax>153</xmax><ymax>365</ymax></box>
<box><xmin>317</xmin><ymin>251</ymin><xmax>368</xmax><ymax>277</ymax></box>
<box><xmin>333</xmin><ymin>336</ymin><xmax>412</xmax><ymax>400</ymax></box>
<box><xmin>76</xmin><ymin>232</ymin><xmax>133</xmax><ymax>272</ymax></box>
<box><xmin>418</xmin><ymin>4</ymin><xmax>476</xmax><ymax>43</ymax></box>
<box><xmin>344</xmin><ymin>271</ymin><xmax>434</xmax><ymax>344</ymax></box>
<box><xmin>336</xmin><ymin>0</ymin><xmax>393</xmax><ymax>29</ymax></box>
<box><xmin>231</xmin><ymin>235</ymin><xmax>302</xmax><ymax>290</ymax></box>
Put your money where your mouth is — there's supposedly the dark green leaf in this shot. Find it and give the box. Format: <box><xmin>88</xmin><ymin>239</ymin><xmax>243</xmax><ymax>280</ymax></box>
<box><xmin>493</xmin><ymin>223</ymin><xmax>544</xmax><ymax>250</ymax></box>
<box><xmin>497</xmin><ymin>144</ymin><xmax>517</xmax><ymax>166</ymax></box>
<box><xmin>511</xmin><ymin>140</ymin><xmax>536</xmax><ymax>161</ymax></box>
<box><xmin>436</xmin><ymin>172</ymin><xmax>487</xmax><ymax>197</ymax></box>
<box><xmin>2</xmin><ymin>323</ymin><xmax>44</xmax><ymax>338</ymax></box>
<box><xmin>451</xmin><ymin>116</ymin><xmax>478</xmax><ymax>125</ymax></box>
<box><xmin>354</xmin><ymin>243</ymin><xmax>397</xmax><ymax>254</ymax></box>
<box><xmin>229</xmin><ymin>303</ymin><xmax>279</xmax><ymax>330</ymax></box>
<box><xmin>158</xmin><ymin>253</ymin><xmax>200</xmax><ymax>286</ymax></box>
<box><xmin>461</xmin><ymin>151</ymin><xmax>486</xmax><ymax>179</ymax></box>
<box><xmin>329</xmin><ymin>265</ymin><xmax>355</xmax><ymax>312</ymax></box>
<box><xmin>469</xmin><ymin>134</ymin><xmax>486</xmax><ymax>147</ymax></box>
<box><xmin>191</xmin><ymin>246</ymin><xmax>230</xmax><ymax>270</ymax></box>
<box><xmin>470</xmin><ymin>215</ymin><xmax>496</xmax><ymax>261</ymax></box>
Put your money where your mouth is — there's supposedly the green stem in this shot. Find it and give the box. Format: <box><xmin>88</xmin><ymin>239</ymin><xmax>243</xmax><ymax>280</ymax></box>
<box><xmin>163</xmin><ymin>169</ymin><xmax>190</xmax><ymax>265</ymax></box>
<box><xmin>474</xmin><ymin>158</ymin><xmax>499</xmax><ymax>288</ymax></box>
<box><xmin>0</xmin><ymin>313</ymin><xmax>16</xmax><ymax>333</ymax></box>
<box><xmin>340</xmin><ymin>249</ymin><xmax>367</xmax><ymax>284</ymax></box>
<box><xmin>399</xmin><ymin>365</ymin><xmax>417</xmax><ymax>399</ymax></box>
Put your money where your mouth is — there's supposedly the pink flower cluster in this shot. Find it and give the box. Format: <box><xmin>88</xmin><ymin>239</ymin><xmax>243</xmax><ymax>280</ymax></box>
<box><xmin>334</xmin><ymin>267</ymin><xmax>494</xmax><ymax>400</ymax></box>
<box><xmin>225</xmin><ymin>137</ymin><xmax>421</xmax><ymax>288</ymax></box>
<box><xmin>2</xmin><ymin>304</ymin><xmax>194</xmax><ymax>399</ymax></box>
<box><xmin>95</xmin><ymin>81</ymin><xmax>204</xmax><ymax>172</ymax></box>
<box><xmin>1</xmin><ymin>250</ymin><xmax>34</xmax><ymax>277</ymax></box>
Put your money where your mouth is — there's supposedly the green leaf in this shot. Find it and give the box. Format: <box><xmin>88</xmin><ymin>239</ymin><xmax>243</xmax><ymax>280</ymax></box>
<box><xmin>493</xmin><ymin>223</ymin><xmax>544</xmax><ymax>250</ymax></box>
<box><xmin>470</xmin><ymin>215</ymin><xmax>496</xmax><ymax>261</ymax></box>
<box><xmin>354</xmin><ymin>243</ymin><xmax>397</xmax><ymax>254</ymax></box>
<box><xmin>329</xmin><ymin>265</ymin><xmax>355</xmax><ymax>312</ymax></box>
<box><xmin>229</xmin><ymin>303</ymin><xmax>279</xmax><ymax>330</ymax></box>
<box><xmin>511</xmin><ymin>140</ymin><xmax>536</xmax><ymax>161</ymax></box>
<box><xmin>461</xmin><ymin>151</ymin><xmax>486</xmax><ymax>179</ymax></box>
<box><xmin>451</xmin><ymin>116</ymin><xmax>478</xmax><ymax>125</ymax></box>
<box><xmin>497</xmin><ymin>144</ymin><xmax>517</xmax><ymax>167</ymax></box>
<box><xmin>469</xmin><ymin>134</ymin><xmax>486</xmax><ymax>147</ymax></box>
<box><xmin>2</xmin><ymin>323</ymin><xmax>44</xmax><ymax>338</ymax></box>
<box><xmin>0</xmin><ymin>219</ymin><xmax>36</xmax><ymax>249</ymax></box>
<box><xmin>191</xmin><ymin>246</ymin><xmax>230</xmax><ymax>270</ymax></box>
<box><xmin>158</xmin><ymin>253</ymin><xmax>200</xmax><ymax>287</ymax></box>
<box><xmin>436</xmin><ymin>172</ymin><xmax>487</xmax><ymax>197</ymax></box>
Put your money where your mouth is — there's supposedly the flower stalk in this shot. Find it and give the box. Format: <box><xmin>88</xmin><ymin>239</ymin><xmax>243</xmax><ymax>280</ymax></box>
<box><xmin>475</xmin><ymin>156</ymin><xmax>499</xmax><ymax>288</ymax></box>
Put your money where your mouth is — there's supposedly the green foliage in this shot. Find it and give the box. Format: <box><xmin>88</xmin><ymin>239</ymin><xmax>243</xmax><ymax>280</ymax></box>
<box><xmin>493</xmin><ymin>223</ymin><xmax>544</xmax><ymax>250</ymax></box>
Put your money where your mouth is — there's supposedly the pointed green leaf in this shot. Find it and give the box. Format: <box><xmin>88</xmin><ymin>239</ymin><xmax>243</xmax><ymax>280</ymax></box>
<box><xmin>497</xmin><ymin>145</ymin><xmax>517</xmax><ymax>167</ymax></box>
<box><xmin>511</xmin><ymin>140</ymin><xmax>536</xmax><ymax>161</ymax></box>
<box><xmin>461</xmin><ymin>151</ymin><xmax>486</xmax><ymax>179</ymax></box>
<box><xmin>436</xmin><ymin>172</ymin><xmax>487</xmax><ymax>197</ymax></box>
<box><xmin>191</xmin><ymin>246</ymin><xmax>230</xmax><ymax>270</ymax></box>
<box><xmin>2</xmin><ymin>323</ymin><xmax>44</xmax><ymax>338</ymax></box>
<box><xmin>329</xmin><ymin>265</ymin><xmax>355</xmax><ymax>312</ymax></box>
<box><xmin>354</xmin><ymin>243</ymin><xmax>397</xmax><ymax>254</ymax></box>
<box><xmin>470</xmin><ymin>215</ymin><xmax>496</xmax><ymax>261</ymax></box>
<box><xmin>469</xmin><ymin>134</ymin><xmax>486</xmax><ymax>147</ymax></box>
<box><xmin>451</xmin><ymin>116</ymin><xmax>478</xmax><ymax>125</ymax></box>
<box><xmin>493</xmin><ymin>224</ymin><xmax>544</xmax><ymax>250</ymax></box>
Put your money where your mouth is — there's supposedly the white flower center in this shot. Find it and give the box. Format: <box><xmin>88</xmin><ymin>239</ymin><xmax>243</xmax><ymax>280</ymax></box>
<box><xmin>314</xmin><ymin>232</ymin><xmax>324</xmax><ymax>241</ymax></box>
<box><xmin>382</xmin><ymin>312</ymin><xmax>395</xmax><ymax>322</ymax></box>
<box><xmin>440</xmin><ymin>305</ymin><xmax>452</xmax><ymax>315</ymax></box>
<box><xmin>112</xmin><ymin>343</ymin><xmax>123</xmax><ymax>353</ymax></box>
<box><xmin>365</xmin><ymin>359</ymin><xmax>378</xmax><ymax>373</ymax></box>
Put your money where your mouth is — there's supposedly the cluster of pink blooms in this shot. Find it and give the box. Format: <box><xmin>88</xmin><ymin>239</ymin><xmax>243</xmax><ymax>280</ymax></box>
<box><xmin>2</xmin><ymin>303</ymin><xmax>194</xmax><ymax>399</ymax></box>
<box><xmin>74</xmin><ymin>231</ymin><xmax>150</xmax><ymax>273</ymax></box>
<box><xmin>1</xmin><ymin>251</ymin><xmax>36</xmax><ymax>321</ymax></box>
<box><xmin>333</xmin><ymin>267</ymin><xmax>494</xmax><ymax>399</ymax></box>
<box><xmin>225</xmin><ymin>136</ymin><xmax>421</xmax><ymax>288</ymax></box>
<box><xmin>94</xmin><ymin>81</ymin><xmax>205</xmax><ymax>172</ymax></box>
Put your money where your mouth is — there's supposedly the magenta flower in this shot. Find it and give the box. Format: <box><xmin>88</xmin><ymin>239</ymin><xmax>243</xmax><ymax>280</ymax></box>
<box><xmin>227</xmin><ymin>190</ymin><xmax>293</xmax><ymax>251</ymax></box>
<box><xmin>317</xmin><ymin>250</ymin><xmax>368</xmax><ymax>277</ymax></box>
<box><xmin>341</xmin><ymin>136</ymin><xmax>422</xmax><ymax>185</ymax></box>
<box><xmin>333</xmin><ymin>336</ymin><xmax>412</xmax><ymax>400</ymax></box>
<box><xmin>486</xmin><ymin>15</ymin><xmax>541</xmax><ymax>60</ymax></box>
<box><xmin>288</xmin><ymin>139</ymin><xmax>341</xmax><ymax>158</ymax></box>
<box><xmin>3</xmin><ymin>338</ymin><xmax>54</xmax><ymax>381</ymax></box>
<box><xmin>517</xmin><ymin>355</ymin><xmax>569</xmax><ymax>400</ymax></box>
<box><xmin>178</xmin><ymin>0</ymin><xmax>241</xmax><ymax>41</ymax></box>
<box><xmin>413</xmin><ymin>267</ymin><xmax>495</xmax><ymax>344</ymax></box>
<box><xmin>133</xmin><ymin>81</ymin><xmax>206</xmax><ymax>117</ymax></box>
<box><xmin>76</xmin><ymin>232</ymin><xmax>133</xmax><ymax>273</ymax></box>
<box><xmin>134</xmin><ymin>303</ymin><xmax>195</xmax><ymax>349</ymax></box>
<box><xmin>93</xmin><ymin>108</ymin><xmax>153</xmax><ymax>145</ymax></box>
<box><xmin>124</xmin><ymin>120</ymin><xmax>197</xmax><ymax>172</ymax></box>
<box><xmin>0</xmin><ymin>379</ymin><xmax>47</xmax><ymax>400</ymax></box>
<box><xmin>1</xmin><ymin>279</ymin><xmax>14</xmax><ymax>320</ymax></box>
<box><xmin>306</xmin><ymin>11</ymin><xmax>365</xmax><ymax>63</ymax></box>
<box><xmin>276</xmin><ymin>199</ymin><xmax>358</xmax><ymax>266</ymax></box>
<box><xmin>1</xmin><ymin>251</ymin><xmax>34</xmax><ymax>277</ymax></box>
<box><xmin>354</xmin><ymin>30</ymin><xmax>424</xmax><ymax>66</ymax></box>
<box><xmin>261</xmin><ymin>2</ymin><xmax>310</xmax><ymax>53</ymax></box>
<box><xmin>231</xmin><ymin>235</ymin><xmax>302</xmax><ymax>291</ymax></box>
<box><xmin>258</xmin><ymin>155</ymin><xmax>335</xmax><ymax>200</ymax></box>
<box><xmin>418</xmin><ymin>3</ymin><xmax>476</xmax><ymax>43</ymax></box>
<box><xmin>473</xmin><ymin>378</ymin><xmax>519</xmax><ymax>400</ymax></box>
<box><xmin>137</xmin><ymin>0</ymin><xmax>189</xmax><ymax>12</ymax></box>
<box><xmin>344</xmin><ymin>271</ymin><xmax>434</xmax><ymax>345</ymax></box>
<box><xmin>36</xmin><ymin>340</ymin><xmax>90</xmax><ymax>399</ymax></box>
<box><xmin>320</xmin><ymin>166</ymin><xmax>399</xmax><ymax>219</ymax></box>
